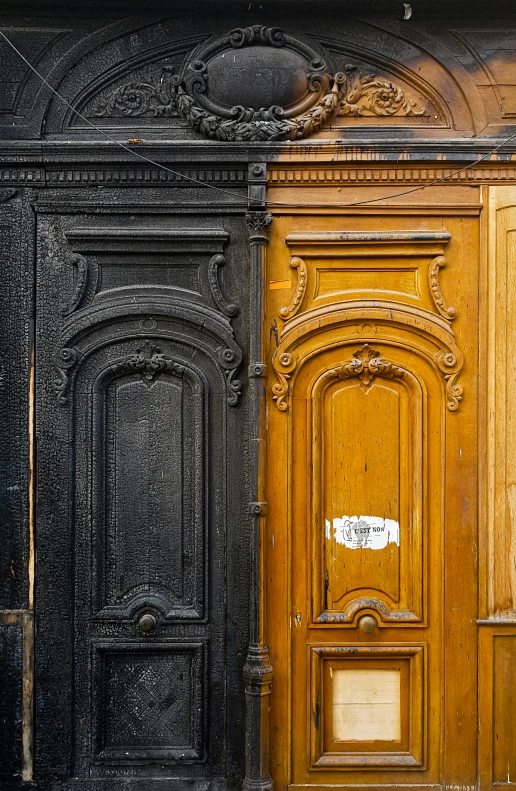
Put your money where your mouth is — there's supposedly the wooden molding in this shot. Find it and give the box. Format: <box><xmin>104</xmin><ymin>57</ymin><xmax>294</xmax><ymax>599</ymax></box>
<box><xmin>269</xmin><ymin>165</ymin><xmax>516</xmax><ymax>186</ymax></box>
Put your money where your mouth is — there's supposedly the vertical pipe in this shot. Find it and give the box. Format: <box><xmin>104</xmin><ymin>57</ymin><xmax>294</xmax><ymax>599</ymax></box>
<box><xmin>243</xmin><ymin>163</ymin><xmax>274</xmax><ymax>791</ymax></box>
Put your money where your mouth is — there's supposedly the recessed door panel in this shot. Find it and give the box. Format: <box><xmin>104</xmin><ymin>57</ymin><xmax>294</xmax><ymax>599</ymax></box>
<box><xmin>95</xmin><ymin>365</ymin><xmax>205</xmax><ymax>619</ymax></box>
<box><xmin>313</xmin><ymin>364</ymin><xmax>423</xmax><ymax>624</ymax></box>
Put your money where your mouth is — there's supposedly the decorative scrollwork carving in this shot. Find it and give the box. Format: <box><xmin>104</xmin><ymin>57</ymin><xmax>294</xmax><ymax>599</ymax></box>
<box><xmin>111</xmin><ymin>341</ymin><xmax>186</xmax><ymax>381</ymax></box>
<box><xmin>271</xmin><ymin>370</ymin><xmax>290</xmax><ymax>412</ymax></box>
<box><xmin>93</xmin><ymin>66</ymin><xmax>180</xmax><ymax>117</ymax></box>
<box><xmin>435</xmin><ymin>350</ymin><xmax>463</xmax><ymax>411</ymax></box>
<box><xmin>61</xmin><ymin>253</ymin><xmax>88</xmax><ymax>316</ymax></box>
<box><xmin>54</xmin><ymin>346</ymin><xmax>80</xmax><ymax>405</ymax></box>
<box><xmin>428</xmin><ymin>255</ymin><xmax>457</xmax><ymax>320</ymax></box>
<box><xmin>89</xmin><ymin>28</ymin><xmax>426</xmax><ymax>137</ymax></box>
<box><xmin>272</xmin><ymin>352</ymin><xmax>296</xmax><ymax>411</ymax></box>
<box><xmin>279</xmin><ymin>257</ymin><xmax>307</xmax><ymax>320</ymax></box>
<box><xmin>224</xmin><ymin>368</ymin><xmax>243</xmax><ymax>406</ymax></box>
<box><xmin>208</xmin><ymin>254</ymin><xmax>237</xmax><ymax>316</ymax></box>
<box><xmin>329</xmin><ymin>344</ymin><xmax>404</xmax><ymax>387</ymax></box>
<box><xmin>444</xmin><ymin>372</ymin><xmax>463</xmax><ymax>412</ymax></box>
<box><xmin>272</xmin><ymin>303</ymin><xmax>463</xmax><ymax>413</ymax></box>
<box><xmin>338</xmin><ymin>64</ymin><xmax>425</xmax><ymax>117</ymax></box>
<box><xmin>229</xmin><ymin>25</ymin><xmax>286</xmax><ymax>49</ymax></box>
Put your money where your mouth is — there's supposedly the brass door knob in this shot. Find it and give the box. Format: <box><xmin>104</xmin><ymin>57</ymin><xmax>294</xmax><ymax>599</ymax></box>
<box><xmin>358</xmin><ymin>615</ymin><xmax>376</xmax><ymax>634</ymax></box>
<box><xmin>138</xmin><ymin>613</ymin><xmax>157</xmax><ymax>633</ymax></box>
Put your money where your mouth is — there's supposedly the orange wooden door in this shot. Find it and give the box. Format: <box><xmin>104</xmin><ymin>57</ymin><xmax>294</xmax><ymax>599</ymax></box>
<box><xmin>265</xmin><ymin>207</ymin><xmax>479</xmax><ymax>790</ymax></box>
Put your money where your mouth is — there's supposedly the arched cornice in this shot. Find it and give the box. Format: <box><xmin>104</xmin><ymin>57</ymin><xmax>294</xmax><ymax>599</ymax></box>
<box><xmin>32</xmin><ymin>17</ymin><xmax>481</xmax><ymax>140</ymax></box>
<box><xmin>271</xmin><ymin>302</ymin><xmax>463</xmax><ymax>412</ymax></box>
<box><xmin>350</xmin><ymin>17</ymin><xmax>485</xmax><ymax>134</ymax></box>
<box><xmin>54</xmin><ymin>296</ymin><xmax>243</xmax><ymax>407</ymax></box>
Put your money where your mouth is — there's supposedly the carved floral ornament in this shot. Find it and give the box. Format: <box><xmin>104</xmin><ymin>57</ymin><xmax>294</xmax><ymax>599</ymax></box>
<box><xmin>92</xmin><ymin>25</ymin><xmax>426</xmax><ymax>141</ymax></box>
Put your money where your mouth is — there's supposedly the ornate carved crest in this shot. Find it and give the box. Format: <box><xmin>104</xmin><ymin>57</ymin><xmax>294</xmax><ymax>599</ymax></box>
<box><xmin>91</xmin><ymin>27</ymin><xmax>427</xmax><ymax>140</ymax></box>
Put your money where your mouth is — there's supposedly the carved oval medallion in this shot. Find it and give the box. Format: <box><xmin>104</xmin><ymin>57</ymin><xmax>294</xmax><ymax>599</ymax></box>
<box><xmin>181</xmin><ymin>25</ymin><xmax>331</xmax><ymax>126</ymax></box>
<box><xmin>205</xmin><ymin>46</ymin><xmax>310</xmax><ymax>114</ymax></box>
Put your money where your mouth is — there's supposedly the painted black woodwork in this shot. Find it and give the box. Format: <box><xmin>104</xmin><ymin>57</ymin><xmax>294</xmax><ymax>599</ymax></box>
<box><xmin>34</xmin><ymin>204</ymin><xmax>250</xmax><ymax>790</ymax></box>
<box><xmin>0</xmin><ymin>188</ymin><xmax>33</xmax><ymax>786</ymax></box>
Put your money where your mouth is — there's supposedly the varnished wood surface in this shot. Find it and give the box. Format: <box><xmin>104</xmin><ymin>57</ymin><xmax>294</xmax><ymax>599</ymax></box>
<box><xmin>265</xmin><ymin>192</ymin><xmax>480</xmax><ymax>789</ymax></box>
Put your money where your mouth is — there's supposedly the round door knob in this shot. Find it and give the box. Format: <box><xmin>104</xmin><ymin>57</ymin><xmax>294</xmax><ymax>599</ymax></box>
<box><xmin>138</xmin><ymin>613</ymin><xmax>157</xmax><ymax>633</ymax></box>
<box><xmin>358</xmin><ymin>615</ymin><xmax>376</xmax><ymax>634</ymax></box>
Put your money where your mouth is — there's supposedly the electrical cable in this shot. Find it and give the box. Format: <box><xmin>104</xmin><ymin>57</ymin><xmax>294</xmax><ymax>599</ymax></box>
<box><xmin>0</xmin><ymin>30</ymin><xmax>251</xmax><ymax>204</ymax></box>
<box><xmin>2</xmin><ymin>28</ymin><xmax>516</xmax><ymax>210</ymax></box>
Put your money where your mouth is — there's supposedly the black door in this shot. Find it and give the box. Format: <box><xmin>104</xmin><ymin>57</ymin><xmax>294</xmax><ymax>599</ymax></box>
<box><xmin>35</xmin><ymin>201</ymin><xmax>249</xmax><ymax>790</ymax></box>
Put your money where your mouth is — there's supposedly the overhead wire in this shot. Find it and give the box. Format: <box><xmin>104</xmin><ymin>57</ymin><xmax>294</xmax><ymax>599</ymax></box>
<box><xmin>2</xmin><ymin>27</ymin><xmax>516</xmax><ymax>210</ymax></box>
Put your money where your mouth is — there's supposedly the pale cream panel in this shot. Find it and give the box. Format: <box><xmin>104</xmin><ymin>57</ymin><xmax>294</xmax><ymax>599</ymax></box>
<box><xmin>332</xmin><ymin>669</ymin><xmax>401</xmax><ymax>742</ymax></box>
<box><xmin>483</xmin><ymin>186</ymin><xmax>516</xmax><ymax>617</ymax></box>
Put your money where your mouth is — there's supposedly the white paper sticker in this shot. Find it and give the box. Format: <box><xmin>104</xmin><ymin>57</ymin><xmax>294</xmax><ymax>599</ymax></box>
<box><xmin>325</xmin><ymin>515</ymin><xmax>400</xmax><ymax>550</ymax></box>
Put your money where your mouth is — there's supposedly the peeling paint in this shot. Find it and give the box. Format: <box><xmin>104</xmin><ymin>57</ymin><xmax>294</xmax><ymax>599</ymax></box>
<box><xmin>326</xmin><ymin>515</ymin><xmax>400</xmax><ymax>549</ymax></box>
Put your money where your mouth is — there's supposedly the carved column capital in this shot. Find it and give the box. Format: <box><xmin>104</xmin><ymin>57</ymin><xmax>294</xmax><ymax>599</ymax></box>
<box><xmin>246</xmin><ymin>211</ymin><xmax>273</xmax><ymax>238</ymax></box>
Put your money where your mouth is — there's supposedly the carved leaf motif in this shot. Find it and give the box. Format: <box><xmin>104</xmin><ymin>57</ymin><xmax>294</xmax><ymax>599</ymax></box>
<box><xmin>164</xmin><ymin>72</ymin><xmax>346</xmax><ymax>141</ymax></box>
<box><xmin>112</xmin><ymin>341</ymin><xmax>185</xmax><ymax>381</ymax></box>
<box><xmin>246</xmin><ymin>212</ymin><xmax>273</xmax><ymax>233</ymax></box>
<box><xmin>338</xmin><ymin>64</ymin><xmax>425</xmax><ymax>117</ymax></box>
<box><xmin>89</xmin><ymin>55</ymin><xmax>426</xmax><ymax>136</ymax></box>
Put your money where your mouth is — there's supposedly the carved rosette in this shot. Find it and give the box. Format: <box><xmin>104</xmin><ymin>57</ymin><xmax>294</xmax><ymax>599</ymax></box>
<box><xmin>93</xmin><ymin>66</ymin><xmax>180</xmax><ymax>117</ymax></box>
<box><xmin>338</xmin><ymin>64</ymin><xmax>425</xmax><ymax>117</ymax></box>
